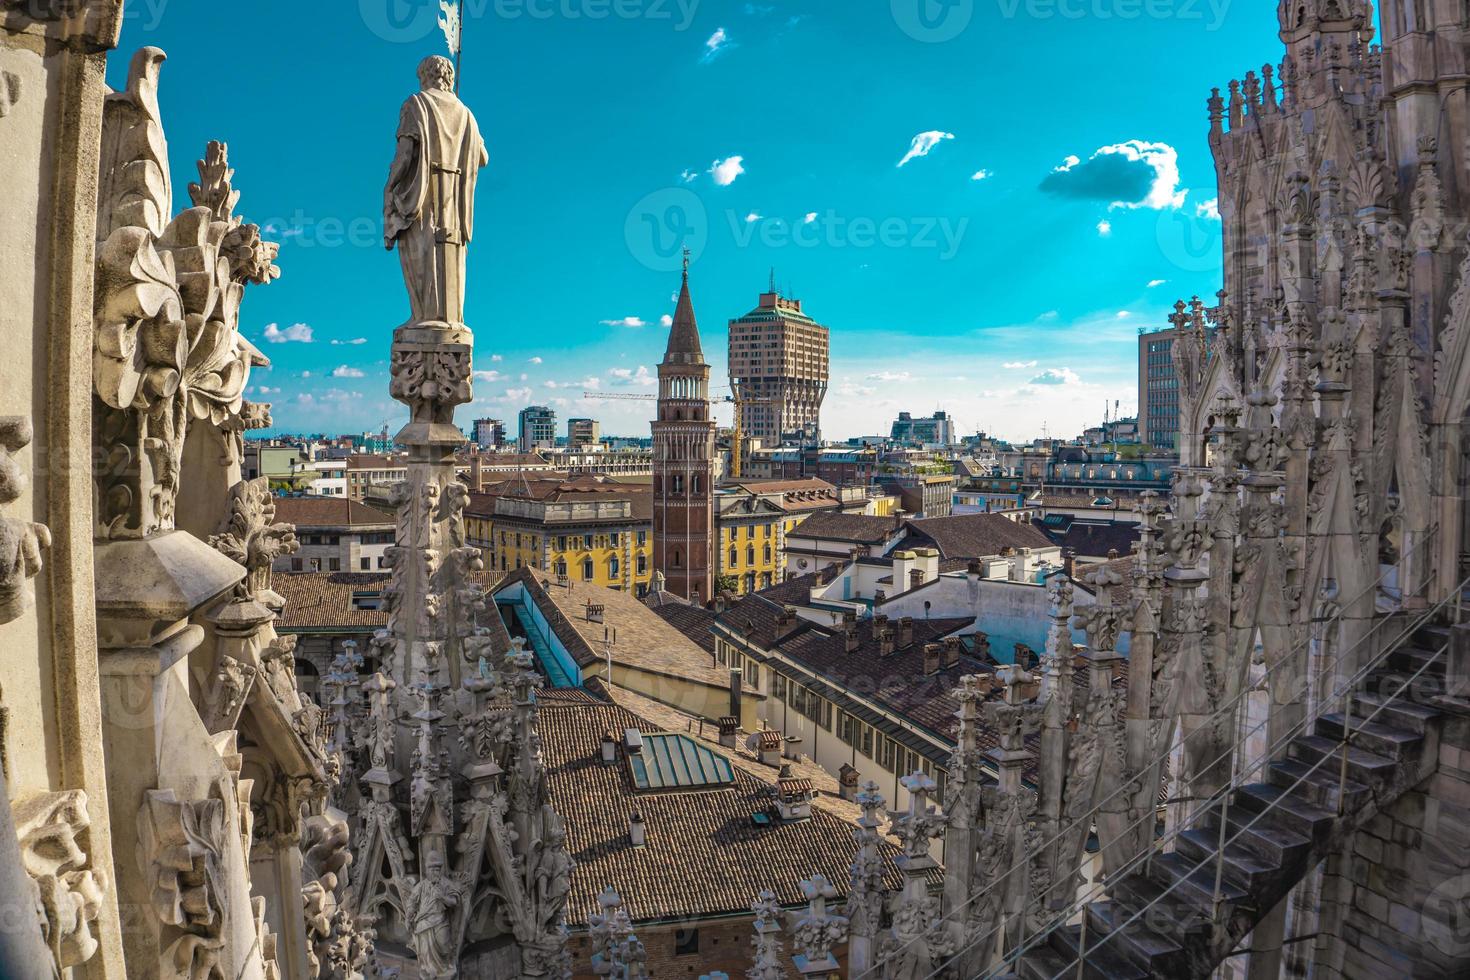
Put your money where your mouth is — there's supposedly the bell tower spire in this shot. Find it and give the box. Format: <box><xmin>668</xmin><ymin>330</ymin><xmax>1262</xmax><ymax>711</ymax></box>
<box><xmin>651</xmin><ymin>257</ymin><xmax>716</xmax><ymax>604</ymax></box>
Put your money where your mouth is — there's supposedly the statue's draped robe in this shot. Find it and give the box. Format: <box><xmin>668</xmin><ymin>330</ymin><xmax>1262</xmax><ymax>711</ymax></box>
<box><xmin>385</xmin><ymin>89</ymin><xmax>488</xmax><ymax>327</ymax></box>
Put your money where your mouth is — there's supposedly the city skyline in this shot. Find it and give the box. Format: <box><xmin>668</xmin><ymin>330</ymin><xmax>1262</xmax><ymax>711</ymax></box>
<box><xmin>110</xmin><ymin>0</ymin><xmax>1273</xmax><ymax>443</ymax></box>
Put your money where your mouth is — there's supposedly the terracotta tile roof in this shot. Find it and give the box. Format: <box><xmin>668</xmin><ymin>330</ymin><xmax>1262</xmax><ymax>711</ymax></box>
<box><xmin>274</xmin><ymin>571</ymin><xmax>512</xmax><ymax>659</ymax></box>
<box><xmin>644</xmin><ymin>601</ymin><xmax>717</xmax><ymax>654</ymax></box>
<box><xmin>272</xmin><ymin>497</ymin><xmax>395</xmax><ymax>528</ymax></box>
<box><xmin>468</xmin><ymin>478</ymin><xmax>653</xmax><ymax>522</ymax></box>
<box><xmin>495</xmin><ymin>569</ymin><xmax>727</xmax><ymax>686</ymax></box>
<box><xmin>1032</xmin><ymin>517</ymin><xmax>1141</xmax><ymax>561</ymax></box>
<box><xmin>274</xmin><ymin>572</ymin><xmax>390</xmax><ymax>631</ymax></box>
<box><xmin>900</xmin><ymin>514</ymin><xmax>1055</xmax><ymax>560</ymax></box>
<box><xmin>540</xmin><ymin>698</ymin><xmax>907</xmax><ymax>928</ymax></box>
<box><xmin>785</xmin><ymin>511</ymin><xmax>899</xmax><ymax>545</ymax></box>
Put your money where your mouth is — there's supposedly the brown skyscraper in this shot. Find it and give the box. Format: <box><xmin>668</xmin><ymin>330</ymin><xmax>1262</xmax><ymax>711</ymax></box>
<box><xmin>652</xmin><ymin>256</ymin><xmax>716</xmax><ymax>604</ymax></box>
<box><xmin>728</xmin><ymin>287</ymin><xmax>829</xmax><ymax>445</ymax></box>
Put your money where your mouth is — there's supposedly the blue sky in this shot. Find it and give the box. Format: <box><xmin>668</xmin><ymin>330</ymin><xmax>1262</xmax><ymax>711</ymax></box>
<box><xmin>113</xmin><ymin>0</ymin><xmax>1276</xmax><ymax>442</ymax></box>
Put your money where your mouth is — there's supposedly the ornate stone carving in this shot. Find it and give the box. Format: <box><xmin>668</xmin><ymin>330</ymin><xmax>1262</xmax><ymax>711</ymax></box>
<box><xmin>138</xmin><ymin>789</ymin><xmax>228</xmax><ymax>933</ymax></box>
<box><xmin>748</xmin><ymin>890</ymin><xmax>788</xmax><ymax>980</ymax></box>
<box><xmin>93</xmin><ymin>49</ymin><xmax>278</xmax><ymax>540</ymax></box>
<box><xmin>384</xmin><ymin>55</ymin><xmax>488</xmax><ymax>329</ymax></box>
<box><xmin>790</xmin><ymin>874</ymin><xmax>847</xmax><ymax>969</ymax></box>
<box><xmin>0</xmin><ymin>416</ymin><xmax>50</xmax><ymax>625</ymax></box>
<box><xmin>586</xmin><ymin>887</ymin><xmax>648</xmax><ymax>980</ymax></box>
<box><xmin>208</xmin><ymin>477</ymin><xmax>298</xmax><ymax>598</ymax></box>
<box><xmin>12</xmin><ymin>789</ymin><xmax>106</xmax><ymax>970</ymax></box>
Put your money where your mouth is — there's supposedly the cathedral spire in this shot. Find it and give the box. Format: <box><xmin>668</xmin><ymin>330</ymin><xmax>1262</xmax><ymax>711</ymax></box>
<box><xmin>1277</xmin><ymin>0</ymin><xmax>1375</xmax><ymax>43</ymax></box>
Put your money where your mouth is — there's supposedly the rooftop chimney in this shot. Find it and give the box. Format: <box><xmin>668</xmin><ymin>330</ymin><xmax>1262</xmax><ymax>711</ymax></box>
<box><xmin>843</xmin><ymin>622</ymin><xmax>860</xmax><ymax>653</ymax></box>
<box><xmin>923</xmin><ymin>643</ymin><xmax>942</xmax><ymax>676</ymax></box>
<box><xmin>775</xmin><ymin>605</ymin><xmax>801</xmax><ymax>642</ymax></box>
<box><xmin>629</xmin><ymin>812</ymin><xmax>646</xmax><ymax>848</ymax></box>
<box><xmin>898</xmin><ymin>616</ymin><xmax>914</xmax><ymax>648</ymax></box>
<box><xmin>879</xmin><ymin>625</ymin><xmax>896</xmax><ymax>657</ymax></box>
<box><xmin>718</xmin><ymin>715</ymin><xmax>741</xmax><ymax>748</ymax></box>
<box><xmin>837</xmin><ymin>763</ymin><xmax>861</xmax><ymax>801</ymax></box>
<box><xmin>600</xmin><ymin>731</ymin><xmax>618</xmax><ymax>764</ymax></box>
<box><xmin>942</xmin><ymin>636</ymin><xmax>962</xmax><ymax>669</ymax></box>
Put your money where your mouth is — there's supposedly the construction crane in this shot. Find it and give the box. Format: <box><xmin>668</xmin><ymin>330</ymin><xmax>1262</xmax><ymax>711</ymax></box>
<box><xmin>582</xmin><ymin>391</ymin><xmax>655</xmax><ymax>401</ymax></box>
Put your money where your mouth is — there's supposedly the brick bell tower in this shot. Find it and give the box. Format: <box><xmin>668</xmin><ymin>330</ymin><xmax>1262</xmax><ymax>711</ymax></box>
<box><xmin>652</xmin><ymin>250</ymin><xmax>716</xmax><ymax>604</ymax></box>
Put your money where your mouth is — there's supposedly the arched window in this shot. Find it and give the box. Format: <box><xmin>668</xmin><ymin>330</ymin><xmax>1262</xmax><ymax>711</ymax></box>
<box><xmin>672</xmin><ymin>549</ymin><xmax>683</xmax><ymax>568</ymax></box>
<box><xmin>609</xmin><ymin>556</ymin><xmax>620</xmax><ymax>577</ymax></box>
<box><xmin>729</xmin><ymin>548</ymin><xmax>739</xmax><ymax>567</ymax></box>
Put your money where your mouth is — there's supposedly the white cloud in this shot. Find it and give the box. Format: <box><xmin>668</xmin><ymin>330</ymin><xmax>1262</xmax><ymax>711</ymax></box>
<box><xmin>609</xmin><ymin>366</ymin><xmax>657</xmax><ymax>387</ymax></box>
<box><xmin>330</xmin><ymin>337</ymin><xmax>367</xmax><ymax>346</ymax></box>
<box><xmin>1002</xmin><ymin>360</ymin><xmax>1039</xmax><ymax>370</ymax></box>
<box><xmin>660</xmin><ymin>314</ymin><xmax>674</xmax><ymax>327</ymax></box>
<box><xmin>1030</xmin><ymin>368</ymin><xmax>1081</xmax><ymax>386</ymax></box>
<box><xmin>709</xmin><ymin>156</ymin><xmax>745</xmax><ymax>186</ymax></box>
<box><xmin>1116</xmin><ymin>311</ymin><xmax>1131</xmax><ymax>319</ymax></box>
<box><xmin>253</xmin><ymin>385</ymin><xmax>282</xmax><ymax>395</ymax></box>
<box><xmin>330</xmin><ymin>365</ymin><xmax>365</xmax><ymax>378</ymax></box>
<box><xmin>803</xmin><ymin>212</ymin><xmax>818</xmax><ymax>224</ymax></box>
<box><xmin>528</xmin><ymin>356</ymin><xmax>543</xmax><ymax>364</ymax></box>
<box><xmin>491</xmin><ymin>354</ymin><xmax>503</xmax><ymax>362</ymax></box>
<box><xmin>1196</xmin><ymin>197</ymin><xmax>1221</xmax><ymax>220</ymax></box>
<box><xmin>300</xmin><ymin>371</ymin><xmax>313</xmax><ymax>379</ymax></box>
<box><xmin>1038</xmin><ymin>311</ymin><xmax>1059</xmax><ymax>320</ymax></box>
<box><xmin>1147</xmin><ymin>279</ymin><xmax>1167</xmax><ymax>288</ymax></box>
<box><xmin>546</xmin><ymin>377</ymin><xmax>601</xmax><ymax>391</ymax></box>
<box><xmin>262</xmin><ymin>322</ymin><xmax>313</xmax><ymax>344</ymax></box>
<box><xmin>897</xmin><ymin>131</ymin><xmax>954</xmax><ymax>168</ymax></box>
<box><xmin>474</xmin><ymin>370</ymin><xmax>506</xmax><ymax>383</ymax></box>
<box><xmin>601</xmin><ymin>316</ymin><xmax>648</xmax><ymax>328</ymax></box>
<box><xmin>1097</xmin><ymin>220</ymin><xmax>1113</xmax><ymax>237</ymax></box>
<box><xmin>680</xmin><ymin>169</ymin><xmax>698</xmax><ymax>183</ymax></box>
<box><xmin>702</xmin><ymin>27</ymin><xmax>731</xmax><ymax>63</ymax></box>
<box><xmin>1041</xmin><ymin>141</ymin><xmax>1187</xmax><ymax>211</ymax></box>
<box><xmin>504</xmin><ymin>387</ymin><xmax>534</xmax><ymax>403</ymax></box>
<box><xmin>745</xmin><ymin>212</ymin><xmax>762</xmax><ymax>223</ymax></box>
<box><xmin>865</xmin><ymin>370</ymin><xmax>913</xmax><ymax>383</ymax></box>
<box><xmin>971</xmin><ymin>169</ymin><xmax>994</xmax><ymax>181</ymax></box>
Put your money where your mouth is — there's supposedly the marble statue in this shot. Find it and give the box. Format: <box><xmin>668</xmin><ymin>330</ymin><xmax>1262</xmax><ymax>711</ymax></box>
<box><xmin>384</xmin><ymin>55</ymin><xmax>488</xmax><ymax>330</ymax></box>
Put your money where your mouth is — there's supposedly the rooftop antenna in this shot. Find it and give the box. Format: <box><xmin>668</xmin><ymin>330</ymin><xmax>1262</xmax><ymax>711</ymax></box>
<box><xmin>769</xmin><ymin>267</ymin><xmax>777</xmax><ymax>295</ymax></box>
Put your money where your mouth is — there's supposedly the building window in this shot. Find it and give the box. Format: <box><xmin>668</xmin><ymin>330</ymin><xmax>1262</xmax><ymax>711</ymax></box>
<box><xmin>360</xmin><ymin>557</ymin><xmax>371</xmax><ymax>571</ymax></box>
<box><xmin>672</xmin><ymin>474</ymin><xmax>684</xmax><ymax>494</ymax></box>
<box><xmin>291</xmin><ymin>558</ymin><xmax>302</xmax><ymax>572</ymax></box>
<box><xmin>609</xmin><ymin>556</ymin><xmax>620</xmax><ymax>577</ymax></box>
<box><xmin>610</xmin><ymin>532</ymin><xmax>620</xmax><ymax>547</ymax></box>
<box><xmin>555</xmin><ymin>559</ymin><xmax>567</xmax><ymax>578</ymax></box>
<box><xmin>674</xmin><ymin>928</ymin><xmax>699</xmax><ymax>957</ymax></box>
<box><xmin>328</xmin><ymin>558</ymin><xmax>340</xmax><ymax>572</ymax></box>
<box><xmin>557</xmin><ymin>535</ymin><xmax>567</xmax><ymax>551</ymax></box>
<box><xmin>582</xmin><ymin>559</ymin><xmax>594</xmax><ymax>581</ymax></box>
<box><xmin>729</xmin><ymin>548</ymin><xmax>739</xmax><ymax>567</ymax></box>
<box><xmin>672</xmin><ymin>549</ymin><xmax>682</xmax><ymax>568</ymax></box>
<box><xmin>746</xmin><ymin>547</ymin><xmax>755</xmax><ymax>566</ymax></box>
<box><xmin>583</xmin><ymin>534</ymin><xmax>594</xmax><ymax>549</ymax></box>
<box><xmin>773</xmin><ymin>673</ymin><xmax>787</xmax><ymax>700</ymax></box>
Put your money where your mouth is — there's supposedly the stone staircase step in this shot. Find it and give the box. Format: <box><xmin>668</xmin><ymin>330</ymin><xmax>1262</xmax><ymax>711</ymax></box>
<box><xmin>1232</xmin><ymin>783</ymin><xmax>1336</xmax><ymax>844</ymax></box>
<box><xmin>1048</xmin><ymin>924</ymin><xmax>1151</xmax><ymax>980</ymax></box>
<box><xmin>1146</xmin><ymin>851</ymin><xmax>1248</xmax><ymax>912</ymax></box>
<box><xmin>1198</xmin><ymin>805</ymin><xmax>1312</xmax><ymax>866</ymax></box>
<box><xmin>1387</xmin><ymin>645</ymin><xmax>1446</xmax><ymax>680</ymax></box>
<box><xmin>1287</xmin><ymin>734</ymin><xmax>1398</xmax><ymax>787</ymax></box>
<box><xmin>1175</xmin><ymin>828</ymin><xmax>1281</xmax><ymax>892</ymax></box>
<box><xmin>1085</xmin><ymin>901</ymin><xmax>1187</xmax><ymax>976</ymax></box>
<box><xmin>1267</xmin><ymin>758</ymin><xmax>1371</xmax><ymax>812</ymax></box>
<box><xmin>1350</xmin><ymin>690</ymin><xmax>1441</xmax><ymax>735</ymax></box>
<box><xmin>1014</xmin><ymin>943</ymin><xmax>1076</xmax><ymax>980</ymax></box>
<box><xmin>1416</xmin><ymin>623</ymin><xmax>1452</xmax><ymax>647</ymax></box>
<box><xmin>1316</xmin><ymin>711</ymin><xmax>1423</xmax><ymax>759</ymax></box>
<box><xmin>1108</xmin><ymin>874</ymin><xmax>1216</xmax><ymax>941</ymax></box>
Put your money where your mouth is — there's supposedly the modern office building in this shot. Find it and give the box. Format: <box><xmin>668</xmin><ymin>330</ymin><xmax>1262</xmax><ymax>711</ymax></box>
<box><xmin>890</xmin><ymin>410</ymin><xmax>955</xmax><ymax>447</ymax></box>
<box><xmin>472</xmin><ymin>417</ymin><xmax>505</xmax><ymax>449</ymax></box>
<box><xmin>1137</xmin><ymin>326</ymin><xmax>1179</xmax><ymax>449</ymax></box>
<box><xmin>566</xmin><ymin>417</ymin><xmax>601</xmax><ymax>448</ymax></box>
<box><xmin>728</xmin><ymin>287</ymin><xmax>829</xmax><ymax>446</ymax></box>
<box><xmin>518</xmin><ymin>405</ymin><xmax>557</xmax><ymax>451</ymax></box>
